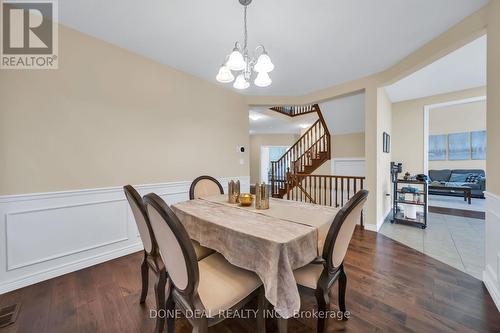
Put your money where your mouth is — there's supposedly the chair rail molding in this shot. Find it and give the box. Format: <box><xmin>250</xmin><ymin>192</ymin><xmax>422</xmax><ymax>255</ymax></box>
<box><xmin>0</xmin><ymin>176</ymin><xmax>250</xmax><ymax>294</ymax></box>
<box><xmin>483</xmin><ymin>191</ymin><xmax>500</xmax><ymax>312</ymax></box>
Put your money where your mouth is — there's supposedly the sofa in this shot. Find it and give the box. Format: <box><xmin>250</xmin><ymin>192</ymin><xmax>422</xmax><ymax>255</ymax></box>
<box><xmin>428</xmin><ymin>169</ymin><xmax>486</xmax><ymax>198</ymax></box>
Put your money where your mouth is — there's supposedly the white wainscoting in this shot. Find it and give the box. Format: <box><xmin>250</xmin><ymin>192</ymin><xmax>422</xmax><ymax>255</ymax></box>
<box><xmin>332</xmin><ymin>158</ymin><xmax>365</xmax><ymax>177</ymax></box>
<box><xmin>484</xmin><ymin>192</ymin><xmax>500</xmax><ymax>312</ymax></box>
<box><xmin>0</xmin><ymin>176</ymin><xmax>249</xmax><ymax>294</ymax></box>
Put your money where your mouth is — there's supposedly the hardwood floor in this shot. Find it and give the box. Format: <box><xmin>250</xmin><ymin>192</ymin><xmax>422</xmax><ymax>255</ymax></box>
<box><xmin>1</xmin><ymin>227</ymin><xmax>499</xmax><ymax>332</ymax></box>
<box><xmin>429</xmin><ymin>206</ymin><xmax>485</xmax><ymax>220</ymax></box>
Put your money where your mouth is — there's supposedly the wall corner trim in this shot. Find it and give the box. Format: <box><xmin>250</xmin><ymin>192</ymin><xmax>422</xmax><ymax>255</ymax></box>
<box><xmin>484</xmin><ymin>191</ymin><xmax>500</xmax><ymax>312</ymax></box>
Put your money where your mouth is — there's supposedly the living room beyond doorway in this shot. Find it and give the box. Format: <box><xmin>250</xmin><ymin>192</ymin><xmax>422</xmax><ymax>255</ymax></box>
<box><xmin>381</xmin><ymin>96</ymin><xmax>487</xmax><ymax>280</ymax></box>
<box><xmin>425</xmin><ymin>96</ymin><xmax>487</xmax><ymax>214</ymax></box>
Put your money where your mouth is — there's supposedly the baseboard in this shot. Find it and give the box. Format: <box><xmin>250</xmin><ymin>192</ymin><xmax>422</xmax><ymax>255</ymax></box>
<box><xmin>484</xmin><ymin>265</ymin><xmax>500</xmax><ymax>312</ymax></box>
<box><xmin>0</xmin><ymin>242</ymin><xmax>143</xmax><ymax>294</ymax></box>
<box><xmin>366</xmin><ymin>208</ymin><xmax>392</xmax><ymax>232</ymax></box>
<box><xmin>378</xmin><ymin>208</ymin><xmax>392</xmax><ymax>230</ymax></box>
<box><xmin>485</xmin><ymin>191</ymin><xmax>500</xmax><ymax>207</ymax></box>
<box><xmin>364</xmin><ymin>224</ymin><xmax>378</xmax><ymax>232</ymax></box>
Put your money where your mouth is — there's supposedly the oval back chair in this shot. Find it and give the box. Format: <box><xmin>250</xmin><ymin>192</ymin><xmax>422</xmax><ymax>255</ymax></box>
<box><xmin>322</xmin><ymin>189</ymin><xmax>369</xmax><ymax>272</ymax></box>
<box><xmin>144</xmin><ymin>193</ymin><xmax>265</xmax><ymax>333</ymax></box>
<box><xmin>294</xmin><ymin>189</ymin><xmax>369</xmax><ymax>333</ymax></box>
<box><xmin>189</xmin><ymin>176</ymin><xmax>224</xmax><ymax>200</ymax></box>
<box><xmin>123</xmin><ymin>185</ymin><xmax>166</xmax><ymax>333</ymax></box>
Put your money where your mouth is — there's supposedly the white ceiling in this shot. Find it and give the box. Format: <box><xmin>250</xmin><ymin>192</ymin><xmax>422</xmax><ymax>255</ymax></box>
<box><xmin>319</xmin><ymin>93</ymin><xmax>365</xmax><ymax>135</ymax></box>
<box><xmin>57</xmin><ymin>0</ymin><xmax>488</xmax><ymax>96</ymax></box>
<box><xmin>249</xmin><ymin>92</ymin><xmax>365</xmax><ymax>135</ymax></box>
<box><xmin>249</xmin><ymin>108</ymin><xmax>317</xmax><ymax>134</ymax></box>
<box><xmin>385</xmin><ymin>35</ymin><xmax>486</xmax><ymax>102</ymax></box>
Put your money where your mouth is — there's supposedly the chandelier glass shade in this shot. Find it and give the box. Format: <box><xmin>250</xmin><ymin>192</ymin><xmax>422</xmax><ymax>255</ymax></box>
<box><xmin>254</xmin><ymin>53</ymin><xmax>274</xmax><ymax>73</ymax></box>
<box><xmin>216</xmin><ymin>65</ymin><xmax>234</xmax><ymax>83</ymax></box>
<box><xmin>234</xmin><ymin>74</ymin><xmax>251</xmax><ymax>90</ymax></box>
<box><xmin>216</xmin><ymin>0</ymin><xmax>274</xmax><ymax>89</ymax></box>
<box><xmin>254</xmin><ymin>71</ymin><xmax>272</xmax><ymax>87</ymax></box>
<box><xmin>226</xmin><ymin>48</ymin><xmax>246</xmax><ymax>71</ymax></box>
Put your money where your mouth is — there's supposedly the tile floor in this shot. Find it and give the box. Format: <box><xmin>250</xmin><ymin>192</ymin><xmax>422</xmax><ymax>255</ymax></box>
<box><xmin>380</xmin><ymin>211</ymin><xmax>485</xmax><ymax>279</ymax></box>
<box><xmin>429</xmin><ymin>194</ymin><xmax>486</xmax><ymax>211</ymax></box>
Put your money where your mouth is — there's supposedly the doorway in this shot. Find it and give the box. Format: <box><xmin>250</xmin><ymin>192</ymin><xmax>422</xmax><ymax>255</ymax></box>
<box><xmin>260</xmin><ymin>146</ymin><xmax>289</xmax><ymax>184</ymax></box>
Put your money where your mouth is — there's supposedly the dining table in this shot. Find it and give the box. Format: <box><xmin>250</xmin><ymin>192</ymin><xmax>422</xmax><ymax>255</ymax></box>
<box><xmin>171</xmin><ymin>194</ymin><xmax>340</xmax><ymax>320</ymax></box>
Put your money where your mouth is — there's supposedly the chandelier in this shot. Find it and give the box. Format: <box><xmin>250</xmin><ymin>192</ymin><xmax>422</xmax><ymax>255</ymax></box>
<box><xmin>216</xmin><ymin>0</ymin><xmax>274</xmax><ymax>89</ymax></box>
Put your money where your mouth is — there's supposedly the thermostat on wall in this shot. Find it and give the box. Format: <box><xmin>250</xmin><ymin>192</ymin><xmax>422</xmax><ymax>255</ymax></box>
<box><xmin>237</xmin><ymin>145</ymin><xmax>245</xmax><ymax>153</ymax></box>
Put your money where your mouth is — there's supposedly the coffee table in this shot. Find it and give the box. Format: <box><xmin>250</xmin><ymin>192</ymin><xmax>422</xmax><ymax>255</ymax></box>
<box><xmin>429</xmin><ymin>184</ymin><xmax>472</xmax><ymax>204</ymax></box>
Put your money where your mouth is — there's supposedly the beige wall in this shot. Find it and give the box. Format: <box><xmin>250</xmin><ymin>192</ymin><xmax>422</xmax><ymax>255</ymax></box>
<box><xmin>249</xmin><ymin>134</ymin><xmax>299</xmax><ymax>184</ymax></box>
<box><xmin>488</xmin><ymin>1</ymin><xmax>500</xmax><ymax>196</ymax></box>
<box><xmin>332</xmin><ymin>132</ymin><xmax>365</xmax><ymax>158</ymax></box>
<box><xmin>0</xmin><ymin>25</ymin><xmax>249</xmax><ymax>195</ymax></box>
<box><xmin>391</xmin><ymin>87</ymin><xmax>486</xmax><ymax>175</ymax></box>
<box><xmin>428</xmin><ymin>101</ymin><xmax>486</xmax><ymax>171</ymax></box>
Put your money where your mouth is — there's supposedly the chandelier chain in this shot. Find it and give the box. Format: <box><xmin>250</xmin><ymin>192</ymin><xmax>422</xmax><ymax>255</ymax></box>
<box><xmin>243</xmin><ymin>5</ymin><xmax>248</xmax><ymax>52</ymax></box>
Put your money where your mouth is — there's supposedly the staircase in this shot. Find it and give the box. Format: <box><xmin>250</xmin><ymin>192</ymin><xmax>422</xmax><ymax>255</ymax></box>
<box><xmin>270</xmin><ymin>104</ymin><xmax>331</xmax><ymax>198</ymax></box>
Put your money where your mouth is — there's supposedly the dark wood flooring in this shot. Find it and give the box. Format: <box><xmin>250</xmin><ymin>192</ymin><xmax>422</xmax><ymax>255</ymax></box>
<box><xmin>429</xmin><ymin>206</ymin><xmax>485</xmax><ymax>220</ymax></box>
<box><xmin>1</xmin><ymin>227</ymin><xmax>499</xmax><ymax>333</ymax></box>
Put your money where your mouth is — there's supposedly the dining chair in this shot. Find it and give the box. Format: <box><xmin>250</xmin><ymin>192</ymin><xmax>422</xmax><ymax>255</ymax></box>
<box><xmin>189</xmin><ymin>175</ymin><xmax>224</xmax><ymax>200</ymax></box>
<box><xmin>188</xmin><ymin>175</ymin><xmax>223</xmax><ymax>259</ymax></box>
<box><xmin>124</xmin><ymin>185</ymin><xmax>215</xmax><ymax>333</ymax></box>
<box><xmin>144</xmin><ymin>193</ymin><xmax>266</xmax><ymax>333</ymax></box>
<box><xmin>123</xmin><ymin>185</ymin><xmax>167</xmax><ymax>333</ymax></box>
<box><xmin>293</xmin><ymin>190</ymin><xmax>369</xmax><ymax>333</ymax></box>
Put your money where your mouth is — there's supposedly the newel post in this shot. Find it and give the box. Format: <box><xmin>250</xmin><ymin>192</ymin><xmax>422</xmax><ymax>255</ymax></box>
<box><xmin>285</xmin><ymin>167</ymin><xmax>291</xmax><ymax>199</ymax></box>
<box><xmin>271</xmin><ymin>161</ymin><xmax>275</xmax><ymax>197</ymax></box>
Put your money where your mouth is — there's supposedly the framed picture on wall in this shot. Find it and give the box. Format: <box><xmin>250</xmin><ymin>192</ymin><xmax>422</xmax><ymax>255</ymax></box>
<box><xmin>383</xmin><ymin>132</ymin><xmax>390</xmax><ymax>153</ymax></box>
<box><xmin>448</xmin><ymin>132</ymin><xmax>470</xmax><ymax>160</ymax></box>
<box><xmin>471</xmin><ymin>130</ymin><xmax>486</xmax><ymax>160</ymax></box>
<box><xmin>429</xmin><ymin>135</ymin><xmax>447</xmax><ymax>160</ymax></box>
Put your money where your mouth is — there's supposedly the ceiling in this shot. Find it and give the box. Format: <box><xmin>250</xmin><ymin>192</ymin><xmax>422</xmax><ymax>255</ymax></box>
<box><xmin>57</xmin><ymin>0</ymin><xmax>488</xmax><ymax>96</ymax></box>
<box><xmin>320</xmin><ymin>93</ymin><xmax>365</xmax><ymax>135</ymax></box>
<box><xmin>249</xmin><ymin>92</ymin><xmax>365</xmax><ymax>135</ymax></box>
<box><xmin>249</xmin><ymin>108</ymin><xmax>317</xmax><ymax>134</ymax></box>
<box><xmin>385</xmin><ymin>35</ymin><xmax>486</xmax><ymax>102</ymax></box>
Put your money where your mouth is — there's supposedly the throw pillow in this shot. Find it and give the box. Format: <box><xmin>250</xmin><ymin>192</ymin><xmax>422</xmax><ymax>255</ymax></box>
<box><xmin>465</xmin><ymin>174</ymin><xmax>479</xmax><ymax>183</ymax></box>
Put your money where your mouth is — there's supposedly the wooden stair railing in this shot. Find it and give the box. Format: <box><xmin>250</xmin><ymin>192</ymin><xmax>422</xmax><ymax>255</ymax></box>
<box><xmin>285</xmin><ymin>174</ymin><xmax>366</xmax><ymax>226</ymax></box>
<box><xmin>270</xmin><ymin>104</ymin><xmax>319</xmax><ymax>117</ymax></box>
<box><xmin>286</xmin><ymin>174</ymin><xmax>366</xmax><ymax>207</ymax></box>
<box><xmin>271</xmin><ymin>104</ymin><xmax>331</xmax><ymax>198</ymax></box>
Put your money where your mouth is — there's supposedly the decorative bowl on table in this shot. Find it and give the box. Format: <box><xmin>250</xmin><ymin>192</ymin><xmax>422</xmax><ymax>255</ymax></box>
<box><xmin>238</xmin><ymin>193</ymin><xmax>253</xmax><ymax>207</ymax></box>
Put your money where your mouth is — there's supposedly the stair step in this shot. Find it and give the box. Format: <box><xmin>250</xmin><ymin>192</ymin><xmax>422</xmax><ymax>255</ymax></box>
<box><xmin>311</xmin><ymin>152</ymin><xmax>327</xmax><ymax>160</ymax></box>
